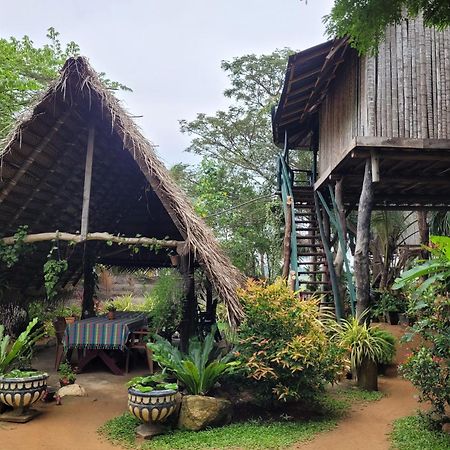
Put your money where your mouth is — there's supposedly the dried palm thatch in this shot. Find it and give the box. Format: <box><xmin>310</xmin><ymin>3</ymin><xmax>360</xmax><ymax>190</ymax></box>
<box><xmin>0</xmin><ymin>57</ymin><xmax>245</xmax><ymax>325</ymax></box>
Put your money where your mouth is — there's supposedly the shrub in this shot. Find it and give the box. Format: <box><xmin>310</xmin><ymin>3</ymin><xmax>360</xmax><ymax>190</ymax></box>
<box><xmin>148</xmin><ymin>328</ymin><xmax>239</xmax><ymax>395</ymax></box>
<box><xmin>400</xmin><ymin>293</ymin><xmax>450</xmax><ymax>425</ymax></box>
<box><xmin>144</xmin><ymin>269</ymin><xmax>183</xmax><ymax>338</ymax></box>
<box><xmin>236</xmin><ymin>278</ymin><xmax>345</xmax><ymax>402</ymax></box>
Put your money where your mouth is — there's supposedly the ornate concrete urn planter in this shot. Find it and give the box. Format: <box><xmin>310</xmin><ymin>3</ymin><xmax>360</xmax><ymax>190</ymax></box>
<box><xmin>0</xmin><ymin>372</ymin><xmax>49</xmax><ymax>422</ymax></box>
<box><xmin>128</xmin><ymin>387</ymin><xmax>178</xmax><ymax>438</ymax></box>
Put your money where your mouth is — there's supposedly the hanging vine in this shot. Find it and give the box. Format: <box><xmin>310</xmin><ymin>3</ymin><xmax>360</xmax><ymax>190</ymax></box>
<box><xmin>43</xmin><ymin>241</ymin><xmax>68</xmax><ymax>300</ymax></box>
<box><xmin>0</xmin><ymin>226</ymin><xmax>31</xmax><ymax>268</ymax></box>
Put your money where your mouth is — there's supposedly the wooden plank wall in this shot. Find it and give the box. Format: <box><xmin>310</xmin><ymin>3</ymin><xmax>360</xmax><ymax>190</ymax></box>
<box><xmin>318</xmin><ymin>17</ymin><xmax>450</xmax><ymax>176</ymax></box>
<box><xmin>360</xmin><ymin>17</ymin><xmax>450</xmax><ymax>139</ymax></box>
<box><xmin>318</xmin><ymin>51</ymin><xmax>358</xmax><ymax>174</ymax></box>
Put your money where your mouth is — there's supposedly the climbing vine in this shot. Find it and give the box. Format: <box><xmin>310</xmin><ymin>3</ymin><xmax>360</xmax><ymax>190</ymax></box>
<box><xmin>0</xmin><ymin>226</ymin><xmax>31</xmax><ymax>268</ymax></box>
<box><xmin>43</xmin><ymin>258</ymin><xmax>68</xmax><ymax>300</ymax></box>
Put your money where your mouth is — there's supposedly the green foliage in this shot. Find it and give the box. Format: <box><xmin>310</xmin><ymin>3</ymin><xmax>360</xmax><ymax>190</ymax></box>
<box><xmin>236</xmin><ymin>279</ymin><xmax>345</xmax><ymax>402</ymax></box>
<box><xmin>394</xmin><ymin>235</ymin><xmax>450</xmax><ymax>295</ymax></box>
<box><xmin>109</xmin><ymin>294</ymin><xmax>134</xmax><ymax>312</ymax></box>
<box><xmin>324</xmin><ymin>0</ymin><xmax>450</xmax><ymax>55</ymax></box>
<box><xmin>148</xmin><ymin>329</ymin><xmax>239</xmax><ymax>396</ymax></box>
<box><xmin>0</xmin><ymin>226</ymin><xmax>30</xmax><ymax>268</ymax></box>
<box><xmin>390</xmin><ymin>415</ymin><xmax>450</xmax><ymax>450</ymax></box>
<box><xmin>372</xmin><ymin>289</ymin><xmax>406</xmax><ymax>317</ymax></box>
<box><xmin>99</xmin><ymin>412</ymin><xmax>337</xmax><ymax>450</ymax></box>
<box><xmin>178</xmin><ymin>49</ymin><xmax>313</xmax><ymax>278</ymax></box>
<box><xmin>0</xmin><ymin>27</ymin><xmax>130</xmax><ymax>139</ymax></box>
<box><xmin>0</xmin><ymin>317</ymin><xmax>44</xmax><ymax>374</ymax></box>
<box><xmin>2</xmin><ymin>369</ymin><xmax>44</xmax><ymax>378</ymax></box>
<box><xmin>126</xmin><ymin>370</ymin><xmax>177</xmax><ymax>393</ymax></box>
<box><xmin>104</xmin><ymin>301</ymin><xmax>117</xmax><ymax>313</ymax></box>
<box><xmin>43</xmin><ymin>258</ymin><xmax>68</xmax><ymax>300</ymax></box>
<box><xmin>144</xmin><ymin>269</ymin><xmax>183</xmax><ymax>337</ymax></box>
<box><xmin>400</xmin><ymin>293</ymin><xmax>450</xmax><ymax>424</ymax></box>
<box><xmin>329</xmin><ymin>314</ymin><xmax>396</xmax><ymax>371</ymax></box>
<box><xmin>58</xmin><ymin>361</ymin><xmax>76</xmax><ymax>383</ymax></box>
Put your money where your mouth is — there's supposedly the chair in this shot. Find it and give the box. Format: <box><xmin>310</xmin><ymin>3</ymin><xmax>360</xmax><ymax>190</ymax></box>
<box><xmin>53</xmin><ymin>317</ymin><xmax>67</xmax><ymax>369</ymax></box>
<box><xmin>125</xmin><ymin>329</ymin><xmax>153</xmax><ymax>374</ymax></box>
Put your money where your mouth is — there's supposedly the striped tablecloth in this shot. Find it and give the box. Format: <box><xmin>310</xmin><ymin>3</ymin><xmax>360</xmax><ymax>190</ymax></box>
<box><xmin>64</xmin><ymin>312</ymin><xmax>148</xmax><ymax>350</ymax></box>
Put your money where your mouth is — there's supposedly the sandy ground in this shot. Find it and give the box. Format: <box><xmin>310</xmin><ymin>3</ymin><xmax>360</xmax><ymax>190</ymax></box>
<box><xmin>0</xmin><ymin>324</ymin><xmax>421</xmax><ymax>450</ymax></box>
<box><xmin>0</xmin><ymin>342</ymin><xmax>147</xmax><ymax>450</ymax></box>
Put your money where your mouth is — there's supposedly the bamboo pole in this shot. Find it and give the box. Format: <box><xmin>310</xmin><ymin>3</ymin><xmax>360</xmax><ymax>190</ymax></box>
<box><xmin>282</xmin><ymin>196</ymin><xmax>293</xmax><ymax>279</ymax></box>
<box><xmin>1</xmin><ymin>231</ymin><xmax>182</xmax><ymax>248</ymax></box>
<box><xmin>80</xmin><ymin>125</ymin><xmax>95</xmax><ymax>240</ymax></box>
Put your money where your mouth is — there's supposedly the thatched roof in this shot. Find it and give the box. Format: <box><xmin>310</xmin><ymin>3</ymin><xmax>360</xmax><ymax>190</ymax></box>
<box><xmin>0</xmin><ymin>56</ymin><xmax>244</xmax><ymax>325</ymax></box>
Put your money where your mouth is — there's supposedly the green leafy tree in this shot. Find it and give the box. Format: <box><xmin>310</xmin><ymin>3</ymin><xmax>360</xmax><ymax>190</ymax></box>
<box><xmin>178</xmin><ymin>49</ymin><xmax>311</xmax><ymax>278</ymax></box>
<box><xmin>0</xmin><ymin>27</ymin><xmax>129</xmax><ymax>138</ymax></box>
<box><xmin>322</xmin><ymin>0</ymin><xmax>450</xmax><ymax>54</ymax></box>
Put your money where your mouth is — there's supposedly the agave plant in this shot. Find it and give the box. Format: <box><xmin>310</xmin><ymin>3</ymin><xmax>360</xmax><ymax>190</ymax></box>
<box><xmin>0</xmin><ymin>317</ymin><xmax>44</xmax><ymax>374</ymax></box>
<box><xmin>148</xmin><ymin>329</ymin><xmax>239</xmax><ymax>396</ymax></box>
<box><xmin>329</xmin><ymin>313</ymin><xmax>395</xmax><ymax>390</ymax></box>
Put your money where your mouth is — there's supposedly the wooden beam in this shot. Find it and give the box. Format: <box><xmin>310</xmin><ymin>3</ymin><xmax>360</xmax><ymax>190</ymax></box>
<box><xmin>370</xmin><ymin>150</ymin><xmax>380</xmax><ymax>182</ymax></box>
<box><xmin>1</xmin><ymin>231</ymin><xmax>182</xmax><ymax>248</ymax></box>
<box><xmin>0</xmin><ymin>110</ymin><xmax>70</xmax><ymax>205</ymax></box>
<box><xmin>80</xmin><ymin>125</ymin><xmax>95</xmax><ymax>239</ymax></box>
<box><xmin>282</xmin><ymin>196</ymin><xmax>293</xmax><ymax>279</ymax></box>
<box><xmin>179</xmin><ymin>253</ymin><xmax>197</xmax><ymax>352</ymax></box>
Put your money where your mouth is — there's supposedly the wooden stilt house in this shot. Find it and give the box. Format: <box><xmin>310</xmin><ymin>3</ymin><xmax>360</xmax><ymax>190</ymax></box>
<box><xmin>0</xmin><ymin>57</ymin><xmax>244</xmax><ymax>343</ymax></box>
<box><xmin>272</xmin><ymin>17</ymin><xmax>450</xmax><ymax>316</ymax></box>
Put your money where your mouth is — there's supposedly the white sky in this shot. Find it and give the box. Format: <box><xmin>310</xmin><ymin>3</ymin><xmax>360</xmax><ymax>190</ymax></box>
<box><xmin>1</xmin><ymin>0</ymin><xmax>334</xmax><ymax>166</ymax></box>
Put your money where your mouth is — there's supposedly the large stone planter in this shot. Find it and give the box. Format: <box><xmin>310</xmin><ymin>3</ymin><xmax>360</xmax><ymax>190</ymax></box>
<box><xmin>0</xmin><ymin>372</ymin><xmax>48</xmax><ymax>422</ymax></box>
<box><xmin>128</xmin><ymin>388</ymin><xmax>177</xmax><ymax>439</ymax></box>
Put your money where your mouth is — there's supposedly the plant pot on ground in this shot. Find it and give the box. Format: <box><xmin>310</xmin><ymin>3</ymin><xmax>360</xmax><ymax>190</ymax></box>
<box><xmin>126</xmin><ymin>371</ymin><xmax>178</xmax><ymax>438</ymax></box>
<box><xmin>105</xmin><ymin>301</ymin><xmax>117</xmax><ymax>320</ymax></box>
<box><xmin>330</xmin><ymin>313</ymin><xmax>396</xmax><ymax>391</ymax></box>
<box><xmin>0</xmin><ymin>318</ymin><xmax>47</xmax><ymax>421</ymax></box>
<box><xmin>58</xmin><ymin>361</ymin><xmax>76</xmax><ymax>387</ymax></box>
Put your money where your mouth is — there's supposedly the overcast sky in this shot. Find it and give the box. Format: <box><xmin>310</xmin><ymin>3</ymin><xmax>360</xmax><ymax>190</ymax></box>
<box><xmin>1</xmin><ymin>0</ymin><xmax>334</xmax><ymax>166</ymax></box>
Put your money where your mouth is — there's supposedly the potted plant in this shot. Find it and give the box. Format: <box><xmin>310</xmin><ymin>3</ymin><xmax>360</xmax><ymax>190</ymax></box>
<box><xmin>377</xmin><ymin>290</ymin><xmax>405</xmax><ymax>325</ymax></box>
<box><xmin>148</xmin><ymin>328</ymin><xmax>238</xmax><ymax>431</ymax></box>
<box><xmin>0</xmin><ymin>318</ymin><xmax>48</xmax><ymax>421</ymax></box>
<box><xmin>330</xmin><ymin>313</ymin><xmax>396</xmax><ymax>391</ymax></box>
<box><xmin>105</xmin><ymin>302</ymin><xmax>117</xmax><ymax>320</ymax></box>
<box><xmin>126</xmin><ymin>370</ymin><xmax>178</xmax><ymax>436</ymax></box>
<box><xmin>58</xmin><ymin>361</ymin><xmax>76</xmax><ymax>387</ymax></box>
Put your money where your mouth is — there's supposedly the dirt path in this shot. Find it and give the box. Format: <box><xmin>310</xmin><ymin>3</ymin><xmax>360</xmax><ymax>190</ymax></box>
<box><xmin>293</xmin><ymin>376</ymin><xmax>419</xmax><ymax>450</ymax></box>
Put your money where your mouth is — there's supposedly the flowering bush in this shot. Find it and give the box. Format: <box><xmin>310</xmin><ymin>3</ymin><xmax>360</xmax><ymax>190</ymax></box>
<box><xmin>236</xmin><ymin>278</ymin><xmax>345</xmax><ymax>402</ymax></box>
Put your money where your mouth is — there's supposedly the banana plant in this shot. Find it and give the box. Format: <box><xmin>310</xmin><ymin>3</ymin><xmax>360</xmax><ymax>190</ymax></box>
<box><xmin>148</xmin><ymin>328</ymin><xmax>239</xmax><ymax>396</ymax></box>
<box><xmin>0</xmin><ymin>317</ymin><xmax>44</xmax><ymax>374</ymax></box>
<box><xmin>393</xmin><ymin>235</ymin><xmax>450</xmax><ymax>295</ymax></box>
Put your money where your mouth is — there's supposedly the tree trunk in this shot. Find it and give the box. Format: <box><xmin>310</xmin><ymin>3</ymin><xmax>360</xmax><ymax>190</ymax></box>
<box><xmin>357</xmin><ymin>357</ymin><xmax>378</xmax><ymax>391</ymax></box>
<box><xmin>355</xmin><ymin>159</ymin><xmax>373</xmax><ymax>320</ymax></box>
<box><xmin>179</xmin><ymin>253</ymin><xmax>197</xmax><ymax>352</ymax></box>
<box><xmin>333</xmin><ymin>179</ymin><xmax>347</xmax><ymax>316</ymax></box>
<box><xmin>417</xmin><ymin>211</ymin><xmax>429</xmax><ymax>259</ymax></box>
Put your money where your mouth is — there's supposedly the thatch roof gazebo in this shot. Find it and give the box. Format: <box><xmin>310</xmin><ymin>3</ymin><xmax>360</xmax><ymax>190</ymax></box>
<box><xmin>0</xmin><ymin>57</ymin><xmax>244</xmax><ymax>343</ymax></box>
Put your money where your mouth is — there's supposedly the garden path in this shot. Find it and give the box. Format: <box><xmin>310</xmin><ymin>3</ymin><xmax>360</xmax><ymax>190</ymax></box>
<box><xmin>293</xmin><ymin>323</ymin><xmax>421</xmax><ymax>450</ymax></box>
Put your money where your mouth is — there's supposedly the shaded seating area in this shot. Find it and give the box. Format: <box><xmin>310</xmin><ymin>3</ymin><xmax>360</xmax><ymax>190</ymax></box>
<box><xmin>0</xmin><ymin>57</ymin><xmax>244</xmax><ymax>365</ymax></box>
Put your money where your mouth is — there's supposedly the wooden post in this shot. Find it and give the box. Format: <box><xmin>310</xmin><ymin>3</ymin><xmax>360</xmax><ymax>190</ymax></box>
<box><xmin>81</xmin><ymin>126</ymin><xmax>95</xmax><ymax>240</ymax></box>
<box><xmin>82</xmin><ymin>242</ymin><xmax>96</xmax><ymax>318</ymax></box>
<box><xmin>282</xmin><ymin>196</ymin><xmax>293</xmax><ymax>279</ymax></box>
<box><xmin>417</xmin><ymin>211</ymin><xmax>429</xmax><ymax>259</ymax></box>
<box><xmin>179</xmin><ymin>253</ymin><xmax>197</xmax><ymax>352</ymax></box>
<box><xmin>355</xmin><ymin>159</ymin><xmax>373</xmax><ymax>320</ymax></box>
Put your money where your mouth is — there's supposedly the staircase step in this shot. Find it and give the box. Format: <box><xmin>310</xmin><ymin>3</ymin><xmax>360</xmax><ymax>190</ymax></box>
<box><xmin>298</xmin><ymin>280</ymin><xmax>331</xmax><ymax>285</ymax></box>
<box><xmin>296</xmin><ymin>227</ymin><xmax>320</xmax><ymax>231</ymax></box>
<box><xmin>299</xmin><ymin>291</ymin><xmax>333</xmax><ymax>296</ymax></box>
<box><xmin>298</xmin><ymin>270</ymin><xmax>328</xmax><ymax>274</ymax></box>
<box><xmin>298</xmin><ymin>261</ymin><xmax>328</xmax><ymax>265</ymax></box>
<box><xmin>297</xmin><ymin>252</ymin><xmax>325</xmax><ymax>257</ymax></box>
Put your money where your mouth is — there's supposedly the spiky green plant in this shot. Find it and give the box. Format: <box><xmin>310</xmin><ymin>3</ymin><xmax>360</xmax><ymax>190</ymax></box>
<box><xmin>148</xmin><ymin>329</ymin><xmax>239</xmax><ymax>395</ymax></box>
<box><xmin>0</xmin><ymin>317</ymin><xmax>44</xmax><ymax>374</ymax></box>
<box><xmin>329</xmin><ymin>314</ymin><xmax>396</xmax><ymax>371</ymax></box>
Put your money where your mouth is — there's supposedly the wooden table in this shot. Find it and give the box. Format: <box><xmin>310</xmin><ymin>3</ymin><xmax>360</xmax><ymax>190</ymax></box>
<box><xmin>64</xmin><ymin>312</ymin><xmax>148</xmax><ymax>375</ymax></box>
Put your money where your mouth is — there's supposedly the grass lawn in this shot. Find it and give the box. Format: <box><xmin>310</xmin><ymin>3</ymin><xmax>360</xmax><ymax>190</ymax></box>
<box><xmin>98</xmin><ymin>386</ymin><xmax>383</xmax><ymax>450</ymax></box>
<box><xmin>390</xmin><ymin>415</ymin><xmax>450</xmax><ymax>450</ymax></box>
